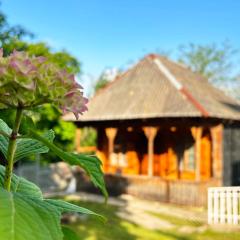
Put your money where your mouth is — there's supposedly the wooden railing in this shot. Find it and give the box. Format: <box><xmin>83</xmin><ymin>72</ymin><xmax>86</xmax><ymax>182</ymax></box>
<box><xmin>208</xmin><ymin>187</ymin><xmax>240</xmax><ymax>225</ymax></box>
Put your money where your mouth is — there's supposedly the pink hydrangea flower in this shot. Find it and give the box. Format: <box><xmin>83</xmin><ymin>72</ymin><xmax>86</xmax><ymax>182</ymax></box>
<box><xmin>0</xmin><ymin>49</ymin><xmax>87</xmax><ymax>119</ymax></box>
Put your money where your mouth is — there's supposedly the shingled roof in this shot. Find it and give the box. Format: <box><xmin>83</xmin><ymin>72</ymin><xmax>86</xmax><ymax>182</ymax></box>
<box><xmin>64</xmin><ymin>54</ymin><xmax>240</xmax><ymax>122</ymax></box>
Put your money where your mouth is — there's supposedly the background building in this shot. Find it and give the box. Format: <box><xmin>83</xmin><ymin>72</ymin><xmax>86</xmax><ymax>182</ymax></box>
<box><xmin>65</xmin><ymin>54</ymin><xmax>240</xmax><ymax>206</ymax></box>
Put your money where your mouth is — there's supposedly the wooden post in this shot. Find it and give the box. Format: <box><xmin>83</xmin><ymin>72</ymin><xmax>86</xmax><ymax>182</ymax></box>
<box><xmin>75</xmin><ymin>128</ymin><xmax>81</xmax><ymax>152</ymax></box>
<box><xmin>210</xmin><ymin>125</ymin><xmax>223</xmax><ymax>179</ymax></box>
<box><xmin>105</xmin><ymin>128</ymin><xmax>118</xmax><ymax>164</ymax></box>
<box><xmin>191</xmin><ymin>127</ymin><xmax>202</xmax><ymax>181</ymax></box>
<box><xmin>143</xmin><ymin>127</ymin><xmax>158</xmax><ymax>177</ymax></box>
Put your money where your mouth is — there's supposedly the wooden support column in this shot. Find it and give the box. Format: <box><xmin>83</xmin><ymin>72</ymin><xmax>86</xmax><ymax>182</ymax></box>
<box><xmin>191</xmin><ymin>127</ymin><xmax>203</xmax><ymax>181</ymax></box>
<box><xmin>75</xmin><ymin>128</ymin><xmax>81</xmax><ymax>153</ymax></box>
<box><xmin>195</xmin><ymin>127</ymin><xmax>202</xmax><ymax>181</ymax></box>
<box><xmin>105</xmin><ymin>128</ymin><xmax>118</xmax><ymax>164</ymax></box>
<box><xmin>143</xmin><ymin>127</ymin><xmax>158</xmax><ymax>177</ymax></box>
<box><xmin>210</xmin><ymin>125</ymin><xmax>223</xmax><ymax>180</ymax></box>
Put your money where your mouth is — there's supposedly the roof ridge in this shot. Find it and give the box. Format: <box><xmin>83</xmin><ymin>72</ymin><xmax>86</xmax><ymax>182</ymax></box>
<box><xmin>149</xmin><ymin>54</ymin><xmax>209</xmax><ymax>117</ymax></box>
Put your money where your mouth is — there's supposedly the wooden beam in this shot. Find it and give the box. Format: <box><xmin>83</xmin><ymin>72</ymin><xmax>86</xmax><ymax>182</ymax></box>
<box><xmin>105</xmin><ymin>128</ymin><xmax>118</xmax><ymax>164</ymax></box>
<box><xmin>143</xmin><ymin>127</ymin><xmax>158</xmax><ymax>177</ymax></box>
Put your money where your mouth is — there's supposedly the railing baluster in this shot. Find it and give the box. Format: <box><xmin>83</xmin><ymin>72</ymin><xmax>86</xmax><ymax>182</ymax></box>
<box><xmin>220</xmin><ymin>190</ymin><xmax>225</xmax><ymax>224</ymax></box>
<box><xmin>233</xmin><ymin>190</ymin><xmax>238</xmax><ymax>224</ymax></box>
<box><xmin>227</xmin><ymin>189</ymin><xmax>233</xmax><ymax>224</ymax></box>
<box><xmin>213</xmin><ymin>190</ymin><xmax>219</xmax><ymax>223</ymax></box>
<box><xmin>208</xmin><ymin>189</ymin><xmax>213</xmax><ymax>224</ymax></box>
<box><xmin>208</xmin><ymin>187</ymin><xmax>240</xmax><ymax>226</ymax></box>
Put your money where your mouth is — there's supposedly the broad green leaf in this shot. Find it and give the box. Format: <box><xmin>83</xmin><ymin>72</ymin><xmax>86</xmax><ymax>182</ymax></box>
<box><xmin>0</xmin><ymin>118</ymin><xmax>54</xmax><ymax>161</ymax></box>
<box><xmin>0</xmin><ymin>109</ymin><xmax>16</xmax><ymax>129</ymax></box>
<box><xmin>45</xmin><ymin>199</ymin><xmax>106</xmax><ymax>222</ymax></box>
<box><xmin>29</xmin><ymin>130</ymin><xmax>108</xmax><ymax>201</ymax></box>
<box><xmin>14</xmin><ymin>130</ymin><xmax>55</xmax><ymax>161</ymax></box>
<box><xmin>19</xmin><ymin>114</ymin><xmax>35</xmax><ymax>135</ymax></box>
<box><xmin>0</xmin><ymin>188</ymin><xmax>63</xmax><ymax>240</ymax></box>
<box><xmin>0</xmin><ymin>119</ymin><xmax>11</xmax><ymax>158</ymax></box>
<box><xmin>0</xmin><ymin>165</ymin><xmax>43</xmax><ymax>199</ymax></box>
<box><xmin>62</xmin><ymin>226</ymin><xmax>79</xmax><ymax>240</ymax></box>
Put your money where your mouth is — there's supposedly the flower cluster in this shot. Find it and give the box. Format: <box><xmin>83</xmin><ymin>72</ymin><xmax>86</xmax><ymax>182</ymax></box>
<box><xmin>0</xmin><ymin>49</ymin><xmax>87</xmax><ymax>119</ymax></box>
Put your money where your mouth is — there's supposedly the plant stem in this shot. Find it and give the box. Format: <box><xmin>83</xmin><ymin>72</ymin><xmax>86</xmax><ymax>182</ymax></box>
<box><xmin>4</xmin><ymin>108</ymin><xmax>23</xmax><ymax>191</ymax></box>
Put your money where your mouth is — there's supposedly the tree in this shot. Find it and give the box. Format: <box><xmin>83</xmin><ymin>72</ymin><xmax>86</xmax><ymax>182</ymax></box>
<box><xmin>94</xmin><ymin>77</ymin><xmax>109</xmax><ymax>93</ymax></box>
<box><xmin>94</xmin><ymin>67</ymin><xmax>119</xmax><ymax>93</ymax></box>
<box><xmin>0</xmin><ymin>4</ymin><xmax>33</xmax><ymax>47</ymax></box>
<box><xmin>3</xmin><ymin>41</ymin><xmax>80</xmax><ymax>73</ymax></box>
<box><xmin>177</xmin><ymin>41</ymin><xmax>238</xmax><ymax>84</ymax></box>
<box><xmin>0</xmin><ymin>4</ymin><xmax>82</xmax><ymax>162</ymax></box>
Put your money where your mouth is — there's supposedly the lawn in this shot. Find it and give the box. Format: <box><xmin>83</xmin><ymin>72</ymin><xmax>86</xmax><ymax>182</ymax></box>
<box><xmin>63</xmin><ymin>199</ymin><xmax>240</xmax><ymax>240</ymax></box>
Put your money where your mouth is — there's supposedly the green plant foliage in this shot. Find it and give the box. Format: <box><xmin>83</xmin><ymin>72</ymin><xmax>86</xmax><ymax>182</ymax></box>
<box><xmin>80</xmin><ymin>127</ymin><xmax>97</xmax><ymax>147</ymax></box>
<box><xmin>14</xmin><ymin>130</ymin><xmax>55</xmax><ymax>162</ymax></box>
<box><xmin>0</xmin><ymin>39</ymin><xmax>81</xmax><ymax>164</ymax></box>
<box><xmin>0</xmin><ymin>165</ymin><xmax>105</xmax><ymax>221</ymax></box>
<box><xmin>29</xmin><ymin>129</ymin><xmax>108</xmax><ymax>200</ymax></box>
<box><xmin>3</xmin><ymin>41</ymin><xmax>80</xmax><ymax>74</ymax></box>
<box><xmin>45</xmin><ymin>199</ymin><xmax>106</xmax><ymax>222</ymax></box>
<box><xmin>0</xmin><ymin>187</ymin><xmax>63</xmax><ymax>240</ymax></box>
<box><xmin>0</xmin><ymin>165</ymin><xmax>42</xmax><ymax>198</ymax></box>
<box><xmin>0</xmin><ymin>7</ymin><xmax>33</xmax><ymax>48</ymax></box>
<box><xmin>53</xmin><ymin>120</ymin><xmax>76</xmax><ymax>142</ymax></box>
<box><xmin>178</xmin><ymin>41</ymin><xmax>237</xmax><ymax>84</ymax></box>
<box><xmin>0</xmin><ymin>119</ymin><xmax>55</xmax><ymax>161</ymax></box>
<box><xmin>34</xmin><ymin>104</ymin><xmax>77</xmax><ymax>163</ymax></box>
<box><xmin>0</xmin><ymin>117</ymin><xmax>107</xmax><ymax>238</ymax></box>
<box><xmin>0</xmin><ymin>43</ymin><xmax>107</xmax><ymax>237</ymax></box>
<box><xmin>62</xmin><ymin>226</ymin><xmax>79</xmax><ymax>240</ymax></box>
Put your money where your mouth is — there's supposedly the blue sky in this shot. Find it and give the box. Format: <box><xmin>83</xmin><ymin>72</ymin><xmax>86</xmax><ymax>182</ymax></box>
<box><xmin>2</xmin><ymin>0</ymin><xmax>240</xmax><ymax>92</ymax></box>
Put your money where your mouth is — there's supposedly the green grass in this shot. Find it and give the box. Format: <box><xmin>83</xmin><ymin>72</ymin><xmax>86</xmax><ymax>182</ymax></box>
<box><xmin>147</xmin><ymin>211</ymin><xmax>204</xmax><ymax>227</ymax></box>
<box><xmin>64</xmin><ymin>199</ymin><xmax>240</xmax><ymax>240</ymax></box>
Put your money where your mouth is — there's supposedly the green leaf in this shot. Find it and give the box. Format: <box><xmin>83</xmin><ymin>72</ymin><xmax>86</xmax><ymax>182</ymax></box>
<box><xmin>30</xmin><ymin>130</ymin><xmax>108</xmax><ymax>199</ymax></box>
<box><xmin>45</xmin><ymin>199</ymin><xmax>106</xmax><ymax>222</ymax></box>
<box><xmin>62</xmin><ymin>226</ymin><xmax>79</xmax><ymax>240</ymax></box>
<box><xmin>0</xmin><ymin>188</ymin><xmax>63</xmax><ymax>240</ymax></box>
<box><xmin>14</xmin><ymin>130</ymin><xmax>55</xmax><ymax>161</ymax></box>
<box><xmin>0</xmin><ymin>165</ymin><xmax>43</xmax><ymax>199</ymax></box>
<box><xmin>29</xmin><ymin>129</ymin><xmax>108</xmax><ymax>201</ymax></box>
<box><xmin>19</xmin><ymin>114</ymin><xmax>35</xmax><ymax>135</ymax></box>
<box><xmin>0</xmin><ymin>118</ymin><xmax>55</xmax><ymax>161</ymax></box>
<box><xmin>0</xmin><ymin>118</ymin><xmax>12</xmax><ymax>135</ymax></box>
<box><xmin>0</xmin><ymin>119</ymin><xmax>11</xmax><ymax>158</ymax></box>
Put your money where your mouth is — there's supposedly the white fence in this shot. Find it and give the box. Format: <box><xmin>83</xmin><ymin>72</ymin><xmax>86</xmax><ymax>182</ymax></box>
<box><xmin>208</xmin><ymin>187</ymin><xmax>240</xmax><ymax>225</ymax></box>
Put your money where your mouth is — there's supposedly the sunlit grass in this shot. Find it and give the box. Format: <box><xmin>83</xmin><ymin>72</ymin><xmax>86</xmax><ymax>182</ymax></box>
<box><xmin>147</xmin><ymin>211</ymin><xmax>204</xmax><ymax>227</ymax></box>
<box><xmin>64</xmin><ymin>199</ymin><xmax>240</xmax><ymax>240</ymax></box>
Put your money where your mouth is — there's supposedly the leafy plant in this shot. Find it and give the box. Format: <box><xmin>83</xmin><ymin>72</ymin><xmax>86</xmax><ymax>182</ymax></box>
<box><xmin>0</xmin><ymin>50</ymin><xmax>107</xmax><ymax>239</ymax></box>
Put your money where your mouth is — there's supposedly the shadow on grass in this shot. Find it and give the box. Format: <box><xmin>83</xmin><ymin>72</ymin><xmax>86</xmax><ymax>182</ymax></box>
<box><xmin>66</xmin><ymin>200</ymin><xmax>138</xmax><ymax>240</ymax></box>
<box><xmin>63</xmin><ymin>199</ymin><xmax>240</xmax><ymax>240</ymax></box>
<box><xmin>65</xmin><ymin>200</ymin><xmax>197</xmax><ymax>240</ymax></box>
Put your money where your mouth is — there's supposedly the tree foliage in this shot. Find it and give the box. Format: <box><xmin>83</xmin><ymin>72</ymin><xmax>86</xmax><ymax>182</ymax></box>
<box><xmin>178</xmin><ymin>41</ymin><xmax>238</xmax><ymax>84</ymax></box>
<box><xmin>0</xmin><ymin>6</ymin><xmax>33</xmax><ymax>47</ymax></box>
<box><xmin>0</xmin><ymin>5</ymin><xmax>82</xmax><ymax>162</ymax></box>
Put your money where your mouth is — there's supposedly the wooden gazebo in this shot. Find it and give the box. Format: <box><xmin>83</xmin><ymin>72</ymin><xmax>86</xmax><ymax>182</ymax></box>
<box><xmin>64</xmin><ymin>54</ymin><xmax>240</xmax><ymax>205</ymax></box>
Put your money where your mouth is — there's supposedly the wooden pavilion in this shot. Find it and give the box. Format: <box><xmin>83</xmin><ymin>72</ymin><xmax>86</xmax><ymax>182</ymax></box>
<box><xmin>64</xmin><ymin>54</ymin><xmax>240</xmax><ymax>205</ymax></box>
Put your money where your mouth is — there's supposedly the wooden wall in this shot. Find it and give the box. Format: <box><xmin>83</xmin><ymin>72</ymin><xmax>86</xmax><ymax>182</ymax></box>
<box><xmin>75</xmin><ymin>123</ymin><xmax>223</xmax><ymax>183</ymax></box>
<box><xmin>74</xmin><ymin>123</ymin><xmax>224</xmax><ymax>205</ymax></box>
<box><xmin>94</xmin><ymin>125</ymin><xmax>223</xmax><ymax>182</ymax></box>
